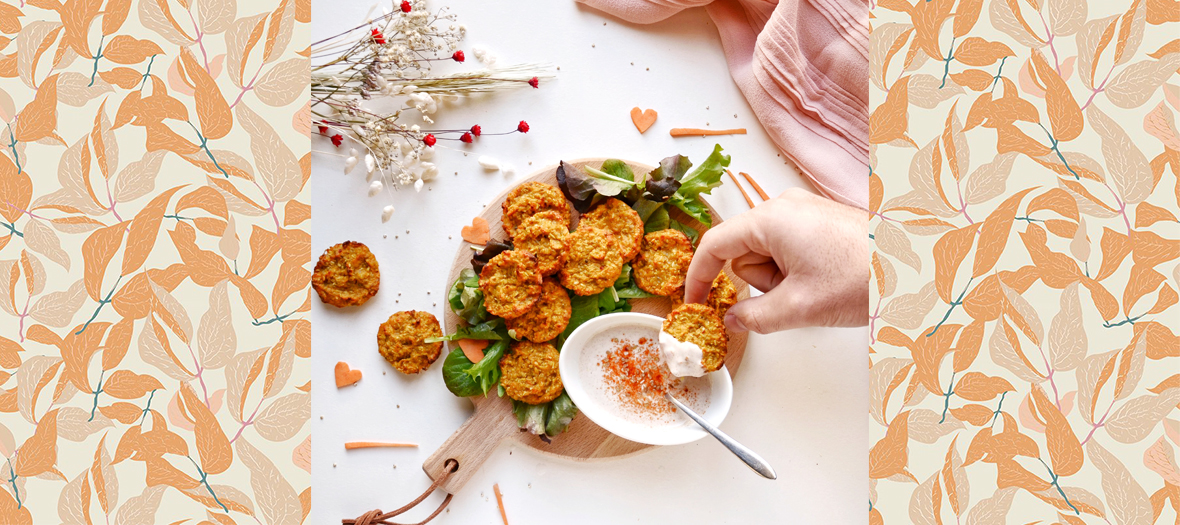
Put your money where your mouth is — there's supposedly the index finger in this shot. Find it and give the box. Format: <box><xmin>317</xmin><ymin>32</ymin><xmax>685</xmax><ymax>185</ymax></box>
<box><xmin>684</xmin><ymin>216</ymin><xmax>766</xmax><ymax>303</ymax></box>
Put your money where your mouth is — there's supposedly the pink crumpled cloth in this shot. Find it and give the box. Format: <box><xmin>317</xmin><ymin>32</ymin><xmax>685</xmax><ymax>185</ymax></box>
<box><xmin>577</xmin><ymin>0</ymin><xmax>869</xmax><ymax>209</ymax></box>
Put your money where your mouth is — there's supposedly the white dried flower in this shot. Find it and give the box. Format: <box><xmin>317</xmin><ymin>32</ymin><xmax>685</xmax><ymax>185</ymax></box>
<box><xmin>365</xmin><ymin>153</ymin><xmax>376</xmax><ymax>173</ymax></box>
<box><xmin>344</xmin><ymin>156</ymin><xmax>358</xmax><ymax>174</ymax></box>
<box><xmin>368</xmin><ymin>180</ymin><xmax>383</xmax><ymax>196</ymax></box>
<box><xmin>420</xmin><ymin>162</ymin><xmax>438</xmax><ymax>180</ymax></box>
<box><xmin>382</xmin><ymin>205</ymin><xmax>395</xmax><ymax>222</ymax></box>
<box><xmin>478</xmin><ymin>156</ymin><xmax>501</xmax><ymax>171</ymax></box>
<box><xmin>420</xmin><ymin>146</ymin><xmax>435</xmax><ymax>160</ymax></box>
<box><xmin>414</xmin><ymin>179</ymin><xmax>424</xmax><ymax>192</ymax></box>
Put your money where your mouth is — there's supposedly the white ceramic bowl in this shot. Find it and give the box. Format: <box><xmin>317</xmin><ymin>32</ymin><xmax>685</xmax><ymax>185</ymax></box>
<box><xmin>559</xmin><ymin>312</ymin><xmax>733</xmax><ymax>446</ymax></box>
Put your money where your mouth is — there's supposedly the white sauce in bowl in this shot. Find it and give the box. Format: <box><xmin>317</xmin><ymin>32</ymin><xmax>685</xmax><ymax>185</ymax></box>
<box><xmin>658</xmin><ymin>330</ymin><xmax>706</xmax><ymax>377</ymax></box>
<box><xmin>578</xmin><ymin>324</ymin><xmax>711</xmax><ymax>428</ymax></box>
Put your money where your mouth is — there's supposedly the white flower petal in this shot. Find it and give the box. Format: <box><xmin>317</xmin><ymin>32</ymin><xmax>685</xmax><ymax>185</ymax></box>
<box><xmin>420</xmin><ymin>146</ymin><xmax>435</xmax><ymax>160</ymax></box>
<box><xmin>414</xmin><ymin>179</ymin><xmax>424</xmax><ymax>192</ymax></box>
<box><xmin>364</xmin><ymin>153</ymin><xmax>376</xmax><ymax>173</ymax></box>
<box><xmin>344</xmin><ymin>156</ymin><xmax>358</xmax><ymax>174</ymax></box>
<box><xmin>368</xmin><ymin>180</ymin><xmax>383</xmax><ymax>196</ymax></box>
<box><xmin>478</xmin><ymin>155</ymin><xmax>501</xmax><ymax>171</ymax></box>
<box><xmin>381</xmin><ymin>205</ymin><xmax>395</xmax><ymax>222</ymax></box>
<box><xmin>420</xmin><ymin>162</ymin><xmax>438</xmax><ymax>181</ymax></box>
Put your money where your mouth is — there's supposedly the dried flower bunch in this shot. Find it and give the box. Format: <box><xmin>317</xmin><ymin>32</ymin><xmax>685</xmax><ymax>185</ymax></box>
<box><xmin>311</xmin><ymin>0</ymin><xmax>552</xmax><ymax>222</ymax></box>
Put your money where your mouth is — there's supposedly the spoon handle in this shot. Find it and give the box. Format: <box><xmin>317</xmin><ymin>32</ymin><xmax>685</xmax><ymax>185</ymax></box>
<box><xmin>665</xmin><ymin>393</ymin><xmax>777</xmax><ymax>480</ymax></box>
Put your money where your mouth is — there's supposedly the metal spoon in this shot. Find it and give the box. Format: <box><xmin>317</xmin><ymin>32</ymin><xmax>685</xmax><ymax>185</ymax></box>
<box><xmin>665</xmin><ymin>392</ymin><xmax>777</xmax><ymax>479</ymax></box>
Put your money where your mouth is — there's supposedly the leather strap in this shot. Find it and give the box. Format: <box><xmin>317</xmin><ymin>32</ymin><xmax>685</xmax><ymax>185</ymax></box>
<box><xmin>343</xmin><ymin>459</ymin><xmax>459</xmax><ymax>525</ymax></box>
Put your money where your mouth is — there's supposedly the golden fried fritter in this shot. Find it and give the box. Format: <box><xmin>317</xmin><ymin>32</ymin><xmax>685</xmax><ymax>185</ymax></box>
<box><xmin>502</xmin><ymin>182</ymin><xmax>570</xmax><ymax>237</ymax></box>
<box><xmin>479</xmin><ymin>250</ymin><xmax>543</xmax><ymax>319</ymax></box>
<box><xmin>633</xmin><ymin>229</ymin><xmax>694</xmax><ymax>296</ymax></box>
<box><xmin>499</xmin><ymin>341</ymin><xmax>564</xmax><ymax>405</ymax></box>
<box><xmin>670</xmin><ymin>272</ymin><xmax>738</xmax><ymax>319</ymax></box>
<box><xmin>578</xmin><ymin>198</ymin><xmax>644</xmax><ymax>262</ymax></box>
<box><xmin>377</xmin><ymin>310</ymin><xmax>444</xmax><ymax>374</ymax></box>
<box><xmin>512</xmin><ymin>211</ymin><xmax>569</xmax><ymax>276</ymax></box>
<box><xmin>662</xmin><ymin>304</ymin><xmax>728</xmax><ymax>373</ymax></box>
<box><xmin>559</xmin><ymin>225</ymin><xmax>624</xmax><ymax>296</ymax></box>
<box><xmin>506</xmin><ymin>279</ymin><xmax>572</xmax><ymax>343</ymax></box>
<box><xmin>312</xmin><ymin>241</ymin><xmax>380</xmax><ymax>307</ymax></box>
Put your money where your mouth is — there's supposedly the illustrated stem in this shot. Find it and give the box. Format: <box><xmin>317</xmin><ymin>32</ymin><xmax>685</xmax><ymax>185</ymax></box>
<box><xmin>187</xmin><ymin>121</ymin><xmax>229</xmax><ymax>178</ymax></box>
<box><xmin>1</xmin><ymin>221</ymin><xmax>21</xmax><ymax>237</ymax></box>
<box><xmin>188</xmin><ymin>456</ymin><xmax>229</xmax><ymax>513</ymax></box>
<box><xmin>89</xmin><ymin>35</ymin><xmax>105</xmax><ymax>87</ymax></box>
<box><xmin>139</xmin><ymin>54</ymin><xmax>157</xmax><ymax>91</ymax></box>
<box><xmin>990</xmin><ymin>391</ymin><xmax>1008</xmax><ymax>428</ymax></box>
<box><xmin>88</xmin><ymin>370</ymin><xmax>106</xmax><ymax>422</ymax></box>
<box><xmin>77</xmin><ymin>275</ymin><xmax>123</xmax><ymax>335</ymax></box>
<box><xmin>1039</xmin><ymin>457</ymin><xmax>1079</xmax><ymax>515</ymax></box>
<box><xmin>939</xmin><ymin>37</ymin><xmax>956</xmax><ymax>89</ymax></box>
<box><xmin>6</xmin><ymin>458</ymin><xmax>18</xmax><ymax>510</ymax></box>
<box><xmin>990</xmin><ymin>57</ymin><xmax>1007</xmax><ymax>93</ymax></box>
<box><xmin>926</xmin><ymin>277</ymin><xmax>974</xmax><ymax>337</ymax></box>
<box><xmin>139</xmin><ymin>389</ymin><xmax>157</xmax><ymax>425</ymax></box>
<box><xmin>939</xmin><ymin>371</ymin><xmax>956</xmax><ymax>424</ymax></box>
<box><xmin>7</xmin><ymin>122</ymin><xmax>20</xmax><ymax>174</ymax></box>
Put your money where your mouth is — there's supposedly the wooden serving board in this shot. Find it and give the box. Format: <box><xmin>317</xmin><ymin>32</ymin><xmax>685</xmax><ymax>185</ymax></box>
<box><xmin>422</xmin><ymin>159</ymin><xmax>750</xmax><ymax>493</ymax></box>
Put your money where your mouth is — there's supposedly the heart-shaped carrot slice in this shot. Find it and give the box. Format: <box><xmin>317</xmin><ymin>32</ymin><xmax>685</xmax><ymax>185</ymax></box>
<box><xmin>461</xmin><ymin>217</ymin><xmax>490</xmax><ymax>245</ymax></box>
<box><xmin>334</xmin><ymin>361</ymin><xmax>362</xmax><ymax>388</ymax></box>
<box><xmin>630</xmin><ymin>107</ymin><xmax>657</xmax><ymax>133</ymax></box>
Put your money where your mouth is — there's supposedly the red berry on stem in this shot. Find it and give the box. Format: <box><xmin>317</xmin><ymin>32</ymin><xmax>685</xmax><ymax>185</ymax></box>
<box><xmin>528</xmin><ymin>77</ymin><xmax>539</xmax><ymax>88</ymax></box>
<box><xmin>400</xmin><ymin>1</ymin><xmax>411</xmax><ymax>12</ymax></box>
<box><xmin>460</xmin><ymin>132</ymin><xmax>474</xmax><ymax>143</ymax></box>
<box><xmin>470</xmin><ymin>125</ymin><xmax>481</xmax><ymax>137</ymax></box>
<box><xmin>517</xmin><ymin>121</ymin><xmax>530</xmax><ymax>133</ymax></box>
<box><xmin>423</xmin><ymin>134</ymin><xmax>437</xmax><ymax>147</ymax></box>
<box><xmin>331</xmin><ymin>134</ymin><xmax>344</xmax><ymax>147</ymax></box>
<box><xmin>452</xmin><ymin>50</ymin><xmax>465</xmax><ymax>62</ymax></box>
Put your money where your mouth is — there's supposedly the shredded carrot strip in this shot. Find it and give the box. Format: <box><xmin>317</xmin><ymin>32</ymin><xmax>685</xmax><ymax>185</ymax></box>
<box><xmin>493</xmin><ymin>483</ymin><xmax>509</xmax><ymax>525</ymax></box>
<box><xmin>740</xmin><ymin>172</ymin><xmax>770</xmax><ymax>200</ymax></box>
<box><xmin>669</xmin><ymin>128</ymin><xmax>747</xmax><ymax>137</ymax></box>
<box><xmin>726</xmin><ymin>170</ymin><xmax>754</xmax><ymax>208</ymax></box>
<box><xmin>344</xmin><ymin>442</ymin><xmax>419</xmax><ymax>450</ymax></box>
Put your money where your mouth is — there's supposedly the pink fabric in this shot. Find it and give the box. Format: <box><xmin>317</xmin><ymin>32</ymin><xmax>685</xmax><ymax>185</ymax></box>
<box><xmin>577</xmin><ymin>0</ymin><xmax>869</xmax><ymax>209</ymax></box>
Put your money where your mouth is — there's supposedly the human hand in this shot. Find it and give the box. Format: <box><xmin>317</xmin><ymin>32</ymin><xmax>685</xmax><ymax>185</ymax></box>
<box><xmin>685</xmin><ymin>188</ymin><xmax>870</xmax><ymax>333</ymax></box>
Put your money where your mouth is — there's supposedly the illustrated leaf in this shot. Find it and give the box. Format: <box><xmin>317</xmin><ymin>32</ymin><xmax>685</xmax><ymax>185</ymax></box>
<box><xmin>235</xmin><ymin>437</ymin><xmax>302</xmax><ymax>525</ymax></box>
<box><xmin>869</xmin><ymin>410</ymin><xmax>909</xmax><ymax>479</ymax></box>
<box><xmin>954</xmin><ymin>372</ymin><xmax>1014</xmax><ymax>401</ymax></box>
<box><xmin>1106</xmin><ymin>54</ymin><xmax>1180</xmax><ymax>109</ymax></box>
<box><xmin>941</xmin><ymin>437</ymin><xmax>969</xmax><ymax>516</ymax></box>
<box><xmin>23</xmin><ymin>219</ymin><xmax>69</xmax><ymax>270</ymax></box>
<box><xmin>963</xmin><ymin>152</ymin><xmax>1016</xmax><ymax>205</ymax></box>
<box><xmin>102</xmin><ymin>35</ymin><xmax>162</xmax><ymax>64</ymax></box>
<box><xmin>1105</xmin><ymin>389</ymin><xmax>1180</xmax><ymax>444</ymax></box>
<box><xmin>1031</xmin><ymin>50</ymin><xmax>1083</xmax><ymax>142</ymax></box>
<box><xmin>103</xmin><ymin>370</ymin><xmax>163</xmax><ymax>399</ymax></box>
<box><xmin>1088</xmin><ymin>103</ymin><xmax>1153</xmax><ymax>205</ymax></box>
<box><xmin>953</xmin><ymin>0</ymin><xmax>985</xmax><ymax>37</ymax></box>
<box><xmin>941</xmin><ymin>102</ymin><xmax>969</xmax><ymax>180</ymax></box>
<box><xmin>909</xmin><ymin>408</ymin><xmax>965</xmax><ymax>444</ymax></box>
<box><xmin>14</xmin><ymin>408</ymin><xmax>57</xmax><ymax>476</ymax></box>
<box><xmin>196</xmin><ymin>0</ymin><xmax>236</xmax><ymax>34</ymax></box>
<box><xmin>91</xmin><ymin>434</ymin><xmax>118</xmax><ymax>514</ymax></box>
<box><xmin>870</xmin><ymin>75</ymin><xmax>910</xmax><ymax>144</ymax></box>
<box><xmin>254</xmin><ymin>58</ymin><xmax>306</xmax><ymax>107</ymax></box>
<box><xmin>14</xmin><ymin>73</ymin><xmax>57</xmax><ymax>142</ymax></box>
<box><xmin>30</xmin><ymin>280</ymin><xmax>86</xmax><ymax>327</ymax></box>
<box><xmin>1113</xmin><ymin>0</ymin><xmax>1146</xmax><ymax>66</ymax></box>
<box><xmin>1032</xmin><ymin>385</ymin><xmax>1083</xmax><ymax>476</ymax></box>
<box><xmin>113</xmin><ymin>151</ymin><xmax>166</xmax><ymax>203</ymax></box>
<box><xmin>122</xmin><ymin>186</ymin><xmax>183</xmax><ymax>275</ymax></box>
<box><xmin>1047</xmin><ymin>282</ymin><xmax>1086</xmax><ymax>371</ymax></box>
<box><xmin>933</xmin><ymin>223</ymin><xmax>979</xmax><ymax>302</ymax></box>
<box><xmin>114</xmin><ymin>486</ymin><xmax>166</xmax><ymax>525</ymax></box>
<box><xmin>225</xmin><ymin>13</ymin><xmax>267</xmax><ymax>87</ymax></box>
<box><xmin>91</xmin><ymin>100</ymin><xmax>118</xmax><ymax>179</ymax></box>
<box><xmin>1047</xmin><ymin>0</ymin><xmax>1086</xmax><ymax>35</ymax></box>
<box><xmin>253</xmin><ymin>393</ymin><xmax>308</xmax><ymax>442</ymax></box>
<box><xmin>1143</xmin><ymin>101</ymin><xmax>1180</xmax><ymax>151</ymax></box>
<box><xmin>988</xmin><ymin>0</ymin><xmax>1045</xmax><ymax>49</ymax></box>
<box><xmin>954</xmin><ymin>37</ymin><xmax>1014</xmax><ymax>67</ymax></box>
<box><xmin>197</xmin><ymin>280</ymin><xmax>236</xmax><ymax>369</ymax></box>
<box><xmin>1143</xmin><ymin>436</ymin><xmax>1180</xmax><ymax>486</ymax></box>
<box><xmin>908</xmin><ymin>471</ymin><xmax>941</xmax><ymax>525</ymax></box>
<box><xmin>989</xmin><ymin>318</ymin><xmax>1045</xmax><ymax>384</ymax></box>
<box><xmin>181</xmin><ymin>48</ymin><xmax>232</xmax><ymax>140</ymax></box>
<box><xmin>236</xmin><ymin>103</ymin><xmax>301</xmax><ymax>202</ymax></box>
<box><xmin>57</xmin><ymin>470</ymin><xmax>91</xmax><ymax>525</ymax></box>
<box><xmin>181</xmin><ymin>382</ymin><xmax>232</xmax><ymax>475</ymax></box>
<box><xmin>1087</xmin><ymin>439</ymin><xmax>1152</xmax><ymax>525</ymax></box>
<box><xmin>81</xmin><ymin>223</ymin><xmax>126</xmax><ymax>301</ymax></box>
<box><xmin>102</xmin><ymin>0</ymin><xmax>134</xmax><ymax>35</ymax></box>
<box><xmin>964</xmin><ymin>487</ymin><xmax>1016</xmax><ymax>525</ymax></box>
<box><xmin>973</xmin><ymin>188</ymin><xmax>1033</xmax><ymax>277</ymax></box>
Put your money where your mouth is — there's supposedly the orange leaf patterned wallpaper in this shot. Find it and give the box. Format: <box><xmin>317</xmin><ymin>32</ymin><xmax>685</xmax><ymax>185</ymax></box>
<box><xmin>0</xmin><ymin>0</ymin><xmax>310</xmax><ymax>523</ymax></box>
<box><xmin>870</xmin><ymin>0</ymin><xmax>1178</xmax><ymax>523</ymax></box>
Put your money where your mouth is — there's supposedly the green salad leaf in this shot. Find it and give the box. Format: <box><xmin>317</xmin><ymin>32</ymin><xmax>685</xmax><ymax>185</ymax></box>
<box><xmin>464</xmin><ymin>339</ymin><xmax>507</xmax><ymax>395</ymax></box>
<box><xmin>644</xmin><ymin>154</ymin><xmax>691</xmax><ymax>202</ymax></box>
<box><xmin>582</xmin><ymin>165</ymin><xmax>639</xmax><ymax>197</ymax></box>
<box><xmin>424</xmin><ymin>318</ymin><xmax>505</xmax><ymax>343</ymax></box>
<box><xmin>441</xmin><ymin>338</ymin><xmax>508</xmax><ymax>397</ymax></box>
<box><xmin>446</xmin><ymin>268</ymin><xmax>488</xmax><ymax>325</ymax></box>
<box><xmin>512</xmin><ymin>391</ymin><xmax>579</xmax><ymax>440</ymax></box>
<box><xmin>669</xmin><ymin>219</ymin><xmax>700</xmax><ymax>247</ymax></box>
<box><xmin>669</xmin><ymin>144</ymin><xmax>729</xmax><ymax>227</ymax></box>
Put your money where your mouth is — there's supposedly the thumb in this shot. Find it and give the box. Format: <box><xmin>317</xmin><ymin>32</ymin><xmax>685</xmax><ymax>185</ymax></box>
<box><xmin>723</xmin><ymin>284</ymin><xmax>802</xmax><ymax>334</ymax></box>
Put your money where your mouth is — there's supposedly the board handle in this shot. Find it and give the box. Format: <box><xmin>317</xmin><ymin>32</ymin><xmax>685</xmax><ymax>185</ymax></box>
<box><xmin>422</xmin><ymin>395</ymin><xmax>521</xmax><ymax>493</ymax></box>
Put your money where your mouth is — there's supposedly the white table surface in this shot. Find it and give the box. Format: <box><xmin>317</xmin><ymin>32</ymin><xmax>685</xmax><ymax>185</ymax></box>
<box><xmin>310</xmin><ymin>1</ymin><xmax>869</xmax><ymax>523</ymax></box>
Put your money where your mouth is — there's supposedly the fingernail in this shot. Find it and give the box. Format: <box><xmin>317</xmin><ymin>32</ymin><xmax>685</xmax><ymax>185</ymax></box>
<box><xmin>725</xmin><ymin>313</ymin><xmax>747</xmax><ymax>332</ymax></box>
